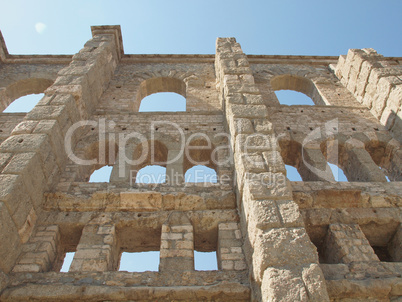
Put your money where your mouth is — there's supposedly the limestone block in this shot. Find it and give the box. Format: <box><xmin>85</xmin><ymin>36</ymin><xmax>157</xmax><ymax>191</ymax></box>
<box><xmin>11</xmin><ymin>120</ymin><xmax>39</xmax><ymax>135</ymax></box>
<box><xmin>243</xmin><ymin>94</ymin><xmax>264</xmax><ymax>105</ymax></box>
<box><xmin>262</xmin><ymin>151</ymin><xmax>286</xmax><ymax>174</ymax></box>
<box><xmin>0</xmin><ymin>134</ymin><xmax>51</xmax><ymax>164</ymax></box>
<box><xmin>276</xmin><ymin>200</ymin><xmax>304</xmax><ymax>227</ymax></box>
<box><xmin>244</xmin><ymin>172</ymin><xmax>292</xmax><ymax>200</ymax></box>
<box><xmin>302</xmin><ymin>264</ymin><xmax>330</xmax><ymax>301</ymax></box>
<box><xmin>3</xmin><ymin>152</ymin><xmax>46</xmax><ymax>209</ymax></box>
<box><xmin>0</xmin><ymin>202</ymin><xmax>21</xmax><ymax>273</ymax></box>
<box><xmin>254</xmin><ymin>119</ymin><xmax>273</xmax><ymax>134</ymax></box>
<box><xmin>245</xmin><ymin>199</ymin><xmax>281</xmax><ymax>243</ymax></box>
<box><xmin>232</xmin><ymin>118</ymin><xmax>254</xmax><ymax>135</ymax></box>
<box><xmin>228</xmin><ymin>104</ymin><xmax>267</xmax><ymax>118</ymax></box>
<box><xmin>217</xmin><ymin>222</ymin><xmax>246</xmax><ymax>271</ymax></box>
<box><xmin>235</xmin><ymin>133</ymin><xmax>277</xmax><ymax>154</ymax></box>
<box><xmin>261</xmin><ymin>267</ymin><xmax>308</xmax><ymax>302</ymax></box>
<box><xmin>253</xmin><ymin>227</ymin><xmax>319</xmax><ymax>282</ymax></box>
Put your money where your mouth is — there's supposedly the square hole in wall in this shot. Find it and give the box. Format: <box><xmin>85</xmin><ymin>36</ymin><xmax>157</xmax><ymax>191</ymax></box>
<box><xmin>119</xmin><ymin>251</ymin><xmax>160</xmax><ymax>272</ymax></box>
<box><xmin>194</xmin><ymin>251</ymin><xmax>218</xmax><ymax>271</ymax></box>
<box><xmin>116</xmin><ymin>225</ymin><xmax>162</xmax><ymax>272</ymax></box>
<box><xmin>53</xmin><ymin>224</ymin><xmax>83</xmax><ymax>272</ymax></box>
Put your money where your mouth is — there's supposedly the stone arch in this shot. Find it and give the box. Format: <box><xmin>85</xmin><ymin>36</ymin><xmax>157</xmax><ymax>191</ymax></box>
<box><xmin>270</xmin><ymin>74</ymin><xmax>326</xmax><ymax>105</ymax></box>
<box><xmin>1</xmin><ymin>78</ymin><xmax>53</xmax><ymax>112</ymax></box>
<box><xmin>134</xmin><ymin>77</ymin><xmax>186</xmax><ymax>112</ymax></box>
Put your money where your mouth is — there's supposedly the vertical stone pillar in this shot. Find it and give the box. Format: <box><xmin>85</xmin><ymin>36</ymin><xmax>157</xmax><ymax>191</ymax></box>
<box><xmin>217</xmin><ymin>222</ymin><xmax>246</xmax><ymax>271</ymax></box>
<box><xmin>343</xmin><ymin>139</ymin><xmax>387</xmax><ymax>182</ymax></box>
<box><xmin>12</xmin><ymin>225</ymin><xmax>60</xmax><ymax>273</ymax></box>
<box><xmin>299</xmin><ymin>145</ymin><xmax>335</xmax><ymax>181</ymax></box>
<box><xmin>70</xmin><ymin>216</ymin><xmax>117</xmax><ymax>272</ymax></box>
<box><xmin>159</xmin><ymin>212</ymin><xmax>194</xmax><ymax>271</ymax></box>
<box><xmin>166</xmin><ymin>149</ymin><xmax>184</xmax><ymax>185</ymax></box>
<box><xmin>215</xmin><ymin>37</ymin><xmax>330</xmax><ymax>301</ymax></box>
<box><xmin>335</xmin><ymin>48</ymin><xmax>402</xmax><ymax>141</ymax></box>
<box><xmin>324</xmin><ymin>224</ymin><xmax>379</xmax><ymax>263</ymax></box>
<box><xmin>0</xmin><ymin>26</ymin><xmax>123</xmax><ymax>272</ymax></box>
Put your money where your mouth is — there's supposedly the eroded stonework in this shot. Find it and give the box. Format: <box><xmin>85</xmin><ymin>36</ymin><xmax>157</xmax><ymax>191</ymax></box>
<box><xmin>0</xmin><ymin>25</ymin><xmax>400</xmax><ymax>301</ymax></box>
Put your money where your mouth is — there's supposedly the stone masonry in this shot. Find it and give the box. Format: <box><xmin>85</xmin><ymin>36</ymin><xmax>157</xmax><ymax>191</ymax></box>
<box><xmin>0</xmin><ymin>25</ymin><xmax>400</xmax><ymax>301</ymax></box>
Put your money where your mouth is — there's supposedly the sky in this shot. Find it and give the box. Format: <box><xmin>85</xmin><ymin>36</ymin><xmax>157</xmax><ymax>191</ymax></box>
<box><xmin>0</xmin><ymin>0</ymin><xmax>401</xmax><ymax>56</ymax></box>
<box><xmin>1</xmin><ymin>0</ymin><xmax>395</xmax><ymax>271</ymax></box>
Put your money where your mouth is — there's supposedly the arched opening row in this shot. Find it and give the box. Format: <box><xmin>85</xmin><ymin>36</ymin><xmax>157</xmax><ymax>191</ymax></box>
<box><xmin>280</xmin><ymin>139</ymin><xmax>400</xmax><ymax>182</ymax></box>
<box><xmin>84</xmin><ymin>138</ymin><xmax>222</xmax><ymax>185</ymax></box>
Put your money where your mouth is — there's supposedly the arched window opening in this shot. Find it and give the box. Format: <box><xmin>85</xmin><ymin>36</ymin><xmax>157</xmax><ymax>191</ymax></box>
<box><xmin>285</xmin><ymin>164</ymin><xmax>302</xmax><ymax>181</ymax></box>
<box><xmin>328</xmin><ymin>162</ymin><xmax>348</xmax><ymax>182</ymax></box>
<box><xmin>139</xmin><ymin>92</ymin><xmax>186</xmax><ymax>112</ymax></box>
<box><xmin>3</xmin><ymin>93</ymin><xmax>44</xmax><ymax>113</ymax></box>
<box><xmin>274</xmin><ymin>90</ymin><xmax>314</xmax><ymax>106</ymax></box>
<box><xmin>135</xmin><ymin>165</ymin><xmax>166</xmax><ymax>184</ymax></box>
<box><xmin>60</xmin><ymin>252</ymin><xmax>75</xmax><ymax>272</ymax></box>
<box><xmin>185</xmin><ymin>165</ymin><xmax>217</xmax><ymax>183</ymax></box>
<box><xmin>135</xmin><ymin>77</ymin><xmax>187</xmax><ymax>112</ymax></box>
<box><xmin>88</xmin><ymin>165</ymin><xmax>113</xmax><ymax>183</ymax></box>
<box><xmin>270</xmin><ymin>74</ymin><xmax>325</xmax><ymax>105</ymax></box>
<box><xmin>194</xmin><ymin>251</ymin><xmax>218</xmax><ymax>271</ymax></box>
<box><xmin>119</xmin><ymin>251</ymin><xmax>160</xmax><ymax>272</ymax></box>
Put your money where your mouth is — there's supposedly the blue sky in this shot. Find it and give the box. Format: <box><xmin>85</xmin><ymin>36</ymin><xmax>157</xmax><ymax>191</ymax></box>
<box><xmin>1</xmin><ymin>0</ymin><xmax>396</xmax><ymax>271</ymax></box>
<box><xmin>0</xmin><ymin>0</ymin><xmax>401</xmax><ymax>56</ymax></box>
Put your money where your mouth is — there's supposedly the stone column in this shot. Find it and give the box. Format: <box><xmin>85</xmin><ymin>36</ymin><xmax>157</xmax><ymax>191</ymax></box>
<box><xmin>215</xmin><ymin>37</ymin><xmax>330</xmax><ymax>301</ymax></box>
<box><xmin>335</xmin><ymin>48</ymin><xmax>402</xmax><ymax>141</ymax></box>
<box><xmin>343</xmin><ymin>139</ymin><xmax>387</xmax><ymax>182</ymax></box>
<box><xmin>159</xmin><ymin>212</ymin><xmax>194</xmax><ymax>271</ymax></box>
<box><xmin>299</xmin><ymin>145</ymin><xmax>335</xmax><ymax>181</ymax></box>
<box><xmin>165</xmin><ymin>149</ymin><xmax>184</xmax><ymax>185</ymax></box>
<box><xmin>217</xmin><ymin>222</ymin><xmax>246</xmax><ymax>271</ymax></box>
<box><xmin>69</xmin><ymin>216</ymin><xmax>117</xmax><ymax>272</ymax></box>
<box><xmin>324</xmin><ymin>224</ymin><xmax>379</xmax><ymax>263</ymax></box>
<box><xmin>0</xmin><ymin>26</ymin><xmax>123</xmax><ymax>273</ymax></box>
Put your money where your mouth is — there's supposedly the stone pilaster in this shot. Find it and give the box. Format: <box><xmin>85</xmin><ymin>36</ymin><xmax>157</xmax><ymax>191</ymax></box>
<box><xmin>335</xmin><ymin>48</ymin><xmax>402</xmax><ymax>141</ymax></box>
<box><xmin>217</xmin><ymin>222</ymin><xmax>246</xmax><ymax>271</ymax></box>
<box><xmin>69</xmin><ymin>216</ymin><xmax>117</xmax><ymax>272</ymax></box>
<box><xmin>159</xmin><ymin>212</ymin><xmax>194</xmax><ymax>272</ymax></box>
<box><xmin>215</xmin><ymin>37</ymin><xmax>330</xmax><ymax>301</ymax></box>
<box><xmin>324</xmin><ymin>224</ymin><xmax>379</xmax><ymax>263</ymax></box>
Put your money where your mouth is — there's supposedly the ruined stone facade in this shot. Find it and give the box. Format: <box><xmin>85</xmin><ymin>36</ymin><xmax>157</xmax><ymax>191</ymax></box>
<box><xmin>0</xmin><ymin>25</ymin><xmax>400</xmax><ymax>301</ymax></box>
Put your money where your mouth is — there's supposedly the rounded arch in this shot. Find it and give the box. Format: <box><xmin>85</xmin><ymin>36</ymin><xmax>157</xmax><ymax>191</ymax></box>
<box><xmin>1</xmin><ymin>78</ymin><xmax>53</xmax><ymax>112</ymax></box>
<box><xmin>135</xmin><ymin>77</ymin><xmax>186</xmax><ymax>111</ymax></box>
<box><xmin>270</xmin><ymin>74</ymin><xmax>325</xmax><ymax>105</ymax></box>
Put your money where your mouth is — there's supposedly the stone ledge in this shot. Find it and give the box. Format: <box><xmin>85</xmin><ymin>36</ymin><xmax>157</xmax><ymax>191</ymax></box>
<box><xmin>2</xmin><ymin>271</ymin><xmax>250</xmax><ymax>301</ymax></box>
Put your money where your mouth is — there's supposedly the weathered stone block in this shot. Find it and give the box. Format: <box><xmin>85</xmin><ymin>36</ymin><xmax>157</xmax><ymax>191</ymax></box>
<box><xmin>253</xmin><ymin>228</ymin><xmax>319</xmax><ymax>282</ymax></box>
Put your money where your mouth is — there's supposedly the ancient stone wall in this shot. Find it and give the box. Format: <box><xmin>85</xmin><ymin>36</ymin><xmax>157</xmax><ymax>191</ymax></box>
<box><xmin>0</xmin><ymin>25</ymin><xmax>400</xmax><ymax>301</ymax></box>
